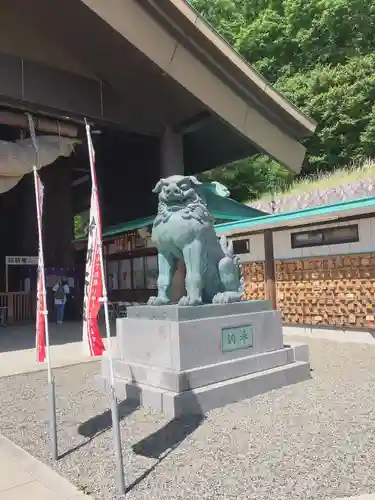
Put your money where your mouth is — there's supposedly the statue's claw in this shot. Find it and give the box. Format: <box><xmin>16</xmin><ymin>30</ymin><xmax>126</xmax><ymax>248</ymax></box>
<box><xmin>147</xmin><ymin>296</ymin><xmax>170</xmax><ymax>306</ymax></box>
<box><xmin>212</xmin><ymin>292</ymin><xmax>227</xmax><ymax>304</ymax></box>
<box><xmin>178</xmin><ymin>295</ymin><xmax>203</xmax><ymax>306</ymax></box>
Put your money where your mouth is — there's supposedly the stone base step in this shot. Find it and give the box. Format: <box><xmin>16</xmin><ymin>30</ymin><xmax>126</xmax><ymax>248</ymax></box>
<box><xmin>101</xmin><ymin>346</ymin><xmax>297</xmax><ymax>392</ymax></box>
<box><xmin>96</xmin><ymin>359</ymin><xmax>311</xmax><ymax>418</ymax></box>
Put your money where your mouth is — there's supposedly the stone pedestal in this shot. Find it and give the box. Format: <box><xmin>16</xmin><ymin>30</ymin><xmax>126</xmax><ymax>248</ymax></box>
<box><xmin>98</xmin><ymin>301</ymin><xmax>311</xmax><ymax>418</ymax></box>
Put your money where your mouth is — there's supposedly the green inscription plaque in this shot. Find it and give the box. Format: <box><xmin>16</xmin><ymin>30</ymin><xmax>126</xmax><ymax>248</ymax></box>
<box><xmin>221</xmin><ymin>324</ymin><xmax>253</xmax><ymax>353</ymax></box>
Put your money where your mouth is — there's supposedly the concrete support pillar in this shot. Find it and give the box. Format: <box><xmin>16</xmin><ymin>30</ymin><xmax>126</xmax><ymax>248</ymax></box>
<box><xmin>160</xmin><ymin>127</ymin><xmax>184</xmax><ymax>177</ymax></box>
<box><xmin>40</xmin><ymin>158</ymin><xmax>74</xmax><ymax>269</ymax></box>
<box><xmin>160</xmin><ymin>129</ymin><xmax>185</xmax><ymax>302</ymax></box>
<box><xmin>264</xmin><ymin>230</ymin><xmax>277</xmax><ymax>309</ymax></box>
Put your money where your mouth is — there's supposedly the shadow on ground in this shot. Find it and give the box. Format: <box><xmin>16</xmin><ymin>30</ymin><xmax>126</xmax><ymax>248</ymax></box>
<box><xmin>67</xmin><ymin>392</ymin><xmax>204</xmax><ymax>492</ymax></box>
<box><xmin>132</xmin><ymin>414</ymin><xmax>204</xmax><ymax>459</ymax></box>
<box><xmin>126</xmin><ymin>413</ymin><xmax>205</xmax><ymax>493</ymax></box>
<box><xmin>59</xmin><ymin>399</ymin><xmax>139</xmax><ymax>459</ymax></box>
<box><xmin>60</xmin><ymin>360</ymin><xmax>204</xmax><ymax>492</ymax></box>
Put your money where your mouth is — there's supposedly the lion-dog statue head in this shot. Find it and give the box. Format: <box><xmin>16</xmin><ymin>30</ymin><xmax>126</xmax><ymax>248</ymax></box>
<box><xmin>152</xmin><ymin>175</ymin><xmax>212</xmax><ymax>228</ymax></box>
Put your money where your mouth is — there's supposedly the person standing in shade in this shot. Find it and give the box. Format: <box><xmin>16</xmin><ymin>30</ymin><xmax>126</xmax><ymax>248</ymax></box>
<box><xmin>53</xmin><ymin>278</ymin><xmax>70</xmax><ymax>324</ymax></box>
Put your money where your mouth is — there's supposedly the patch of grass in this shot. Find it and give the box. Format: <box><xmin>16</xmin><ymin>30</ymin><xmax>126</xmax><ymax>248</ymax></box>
<box><xmin>249</xmin><ymin>159</ymin><xmax>375</xmax><ymax>204</ymax></box>
<box><xmin>77</xmin><ymin>483</ymin><xmax>92</xmax><ymax>496</ymax></box>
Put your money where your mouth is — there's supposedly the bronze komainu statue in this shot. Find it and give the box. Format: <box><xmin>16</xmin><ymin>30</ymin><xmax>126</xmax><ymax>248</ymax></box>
<box><xmin>148</xmin><ymin>175</ymin><xmax>244</xmax><ymax>306</ymax></box>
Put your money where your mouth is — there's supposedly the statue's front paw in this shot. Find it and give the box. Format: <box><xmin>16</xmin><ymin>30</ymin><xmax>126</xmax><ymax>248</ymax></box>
<box><xmin>147</xmin><ymin>296</ymin><xmax>170</xmax><ymax>306</ymax></box>
<box><xmin>212</xmin><ymin>292</ymin><xmax>226</xmax><ymax>304</ymax></box>
<box><xmin>178</xmin><ymin>296</ymin><xmax>189</xmax><ymax>306</ymax></box>
<box><xmin>212</xmin><ymin>292</ymin><xmax>232</xmax><ymax>304</ymax></box>
<box><xmin>178</xmin><ymin>296</ymin><xmax>203</xmax><ymax>306</ymax></box>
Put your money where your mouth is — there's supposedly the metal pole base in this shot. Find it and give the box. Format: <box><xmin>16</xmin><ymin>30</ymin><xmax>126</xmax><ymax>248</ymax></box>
<box><xmin>48</xmin><ymin>379</ymin><xmax>58</xmax><ymax>461</ymax></box>
<box><xmin>110</xmin><ymin>387</ymin><xmax>126</xmax><ymax>495</ymax></box>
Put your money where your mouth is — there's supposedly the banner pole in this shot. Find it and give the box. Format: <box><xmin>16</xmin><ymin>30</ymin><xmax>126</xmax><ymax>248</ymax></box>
<box><xmin>32</xmin><ymin>165</ymin><xmax>58</xmax><ymax>461</ymax></box>
<box><xmin>5</xmin><ymin>260</ymin><xmax>8</xmax><ymax>293</ymax></box>
<box><xmin>85</xmin><ymin>121</ymin><xmax>125</xmax><ymax>495</ymax></box>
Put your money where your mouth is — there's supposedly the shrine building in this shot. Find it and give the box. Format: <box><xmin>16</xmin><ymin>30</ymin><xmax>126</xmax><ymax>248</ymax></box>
<box><xmin>0</xmin><ymin>0</ymin><xmax>315</xmax><ymax>321</ymax></box>
<box><xmin>217</xmin><ymin>196</ymin><xmax>375</xmax><ymax>342</ymax></box>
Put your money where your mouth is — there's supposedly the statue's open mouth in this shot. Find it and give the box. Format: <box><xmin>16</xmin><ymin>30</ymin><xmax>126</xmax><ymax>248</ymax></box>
<box><xmin>165</xmin><ymin>203</ymin><xmax>184</xmax><ymax>211</ymax></box>
<box><xmin>163</xmin><ymin>193</ymin><xmax>185</xmax><ymax>204</ymax></box>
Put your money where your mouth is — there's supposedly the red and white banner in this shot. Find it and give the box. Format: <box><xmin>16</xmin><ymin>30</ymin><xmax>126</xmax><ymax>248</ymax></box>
<box><xmin>34</xmin><ymin>169</ymin><xmax>46</xmax><ymax>363</ymax></box>
<box><xmin>82</xmin><ymin>124</ymin><xmax>106</xmax><ymax>357</ymax></box>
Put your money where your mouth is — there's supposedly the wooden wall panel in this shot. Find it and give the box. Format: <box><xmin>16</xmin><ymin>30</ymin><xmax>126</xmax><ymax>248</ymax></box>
<box><xmin>243</xmin><ymin>254</ymin><xmax>375</xmax><ymax>329</ymax></box>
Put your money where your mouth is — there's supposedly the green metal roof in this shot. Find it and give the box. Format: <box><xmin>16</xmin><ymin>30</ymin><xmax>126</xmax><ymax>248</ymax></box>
<box><xmin>73</xmin><ymin>202</ymin><xmax>267</xmax><ymax>244</ymax></box>
<box><xmin>199</xmin><ymin>185</ymin><xmax>267</xmax><ymax>220</ymax></box>
<box><xmin>74</xmin><ymin>216</ymin><xmax>155</xmax><ymax>243</ymax></box>
<box><xmin>103</xmin><ymin>216</ymin><xmax>155</xmax><ymax>239</ymax></box>
<box><xmin>74</xmin><ymin>195</ymin><xmax>375</xmax><ymax>245</ymax></box>
<box><xmin>215</xmin><ymin>195</ymin><xmax>375</xmax><ymax>234</ymax></box>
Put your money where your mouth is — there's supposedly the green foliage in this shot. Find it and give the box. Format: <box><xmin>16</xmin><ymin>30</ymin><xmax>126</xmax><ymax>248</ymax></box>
<box><xmin>198</xmin><ymin>155</ymin><xmax>293</xmax><ymax>202</ymax></box>
<box><xmin>277</xmin><ymin>54</ymin><xmax>375</xmax><ymax>173</ymax></box>
<box><xmin>74</xmin><ymin>210</ymin><xmax>89</xmax><ymax>238</ymax></box>
<box><xmin>191</xmin><ymin>0</ymin><xmax>375</xmax><ymax>79</ymax></box>
<box><xmin>190</xmin><ymin>0</ymin><xmax>375</xmax><ymax>199</ymax></box>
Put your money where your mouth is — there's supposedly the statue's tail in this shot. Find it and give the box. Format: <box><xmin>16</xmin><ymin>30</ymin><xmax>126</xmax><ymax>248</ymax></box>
<box><xmin>219</xmin><ymin>235</ymin><xmax>234</xmax><ymax>258</ymax></box>
<box><xmin>219</xmin><ymin>235</ymin><xmax>244</xmax><ymax>295</ymax></box>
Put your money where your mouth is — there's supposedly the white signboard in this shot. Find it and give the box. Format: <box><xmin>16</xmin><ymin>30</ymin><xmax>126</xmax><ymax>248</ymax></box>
<box><xmin>6</xmin><ymin>256</ymin><xmax>38</xmax><ymax>266</ymax></box>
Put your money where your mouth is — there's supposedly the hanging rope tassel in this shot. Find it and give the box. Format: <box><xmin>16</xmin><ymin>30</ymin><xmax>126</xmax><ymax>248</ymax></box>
<box><xmin>26</xmin><ymin>112</ymin><xmax>40</xmax><ymax>170</ymax></box>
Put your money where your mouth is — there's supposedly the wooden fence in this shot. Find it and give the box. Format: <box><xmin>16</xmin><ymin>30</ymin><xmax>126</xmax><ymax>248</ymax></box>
<box><xmin>0</xmin><ymin>292</ymin><xmax>35</xmax><ymax>323</ymax></box>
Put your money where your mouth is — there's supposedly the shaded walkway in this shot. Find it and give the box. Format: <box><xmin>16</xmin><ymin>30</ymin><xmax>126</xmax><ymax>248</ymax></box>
<box><xmin>0</xmin><ymin>320</ymin><xmax>117</xmax><ymax>377</ymax></box>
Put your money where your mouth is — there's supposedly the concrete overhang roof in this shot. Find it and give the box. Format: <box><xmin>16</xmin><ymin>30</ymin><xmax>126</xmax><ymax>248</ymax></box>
<box><xmin>79</xmin><ymin>0</ymin><xmax>316</xmax><ymax>173</ymax></box>
<box><xmin>0</xmin><ymin>0</ymin><xmax>316</xmax><ymax>173</ymax></box>
<box><xmin>142</xmin><ymin>0</ymin><xmax>316</xmax><ymax>139</ymax></box>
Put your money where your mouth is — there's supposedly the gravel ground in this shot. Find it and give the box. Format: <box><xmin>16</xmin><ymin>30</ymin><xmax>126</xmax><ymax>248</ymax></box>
<box><xmin>1</xmin><ymin>337</ymin><xmax>375</xmax><ymax>500</ymax></box>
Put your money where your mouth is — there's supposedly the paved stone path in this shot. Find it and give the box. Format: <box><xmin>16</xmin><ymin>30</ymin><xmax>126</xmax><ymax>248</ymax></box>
<box><xmin>0</xmin><ymin>435</ymin><xmax>87</xmax><ymax>499</ymax></box>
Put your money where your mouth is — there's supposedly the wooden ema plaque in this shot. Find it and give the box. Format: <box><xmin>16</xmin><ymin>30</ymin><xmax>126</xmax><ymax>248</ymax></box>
<box><xmin>243</xmin><ymin>254</ymin><xmax>375</xmax><ymax>329</ymax></box>
<box><xmin>242</xmin><ymin>262</ymin><xmax>266</xmax><ymax>301</ymax></box>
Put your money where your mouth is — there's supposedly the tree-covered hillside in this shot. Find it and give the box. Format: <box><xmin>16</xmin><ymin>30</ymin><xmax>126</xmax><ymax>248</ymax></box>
<box><xmin>191</xmin><ymin>0</ymin><xmax>375</xmax><ymax>201</ymax></box>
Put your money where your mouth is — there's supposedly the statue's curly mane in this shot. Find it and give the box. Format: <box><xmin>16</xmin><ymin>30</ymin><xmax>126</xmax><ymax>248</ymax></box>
<box><xmin>153</xmin><ymin>189</ymin><xmax>213</xmax><ymax>227</ymax></box>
